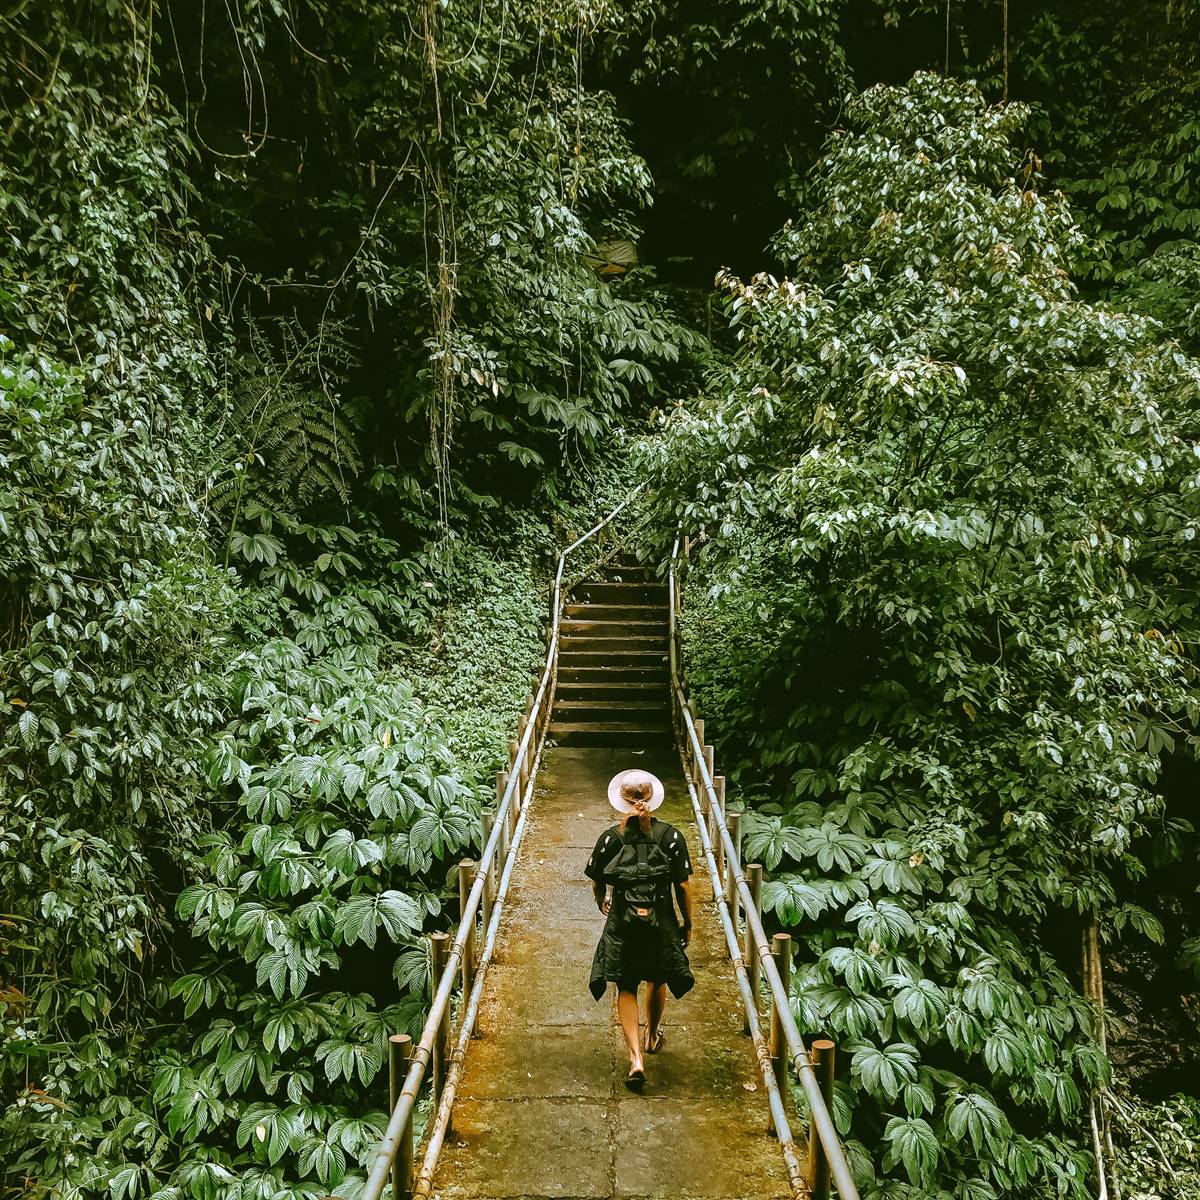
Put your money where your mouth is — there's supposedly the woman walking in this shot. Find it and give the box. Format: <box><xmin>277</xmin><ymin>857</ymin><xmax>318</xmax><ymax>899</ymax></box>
<box><xmin>585</xmin><ymin>768</ymin><xmax>694</xmax><ymax>1090</ymax></box>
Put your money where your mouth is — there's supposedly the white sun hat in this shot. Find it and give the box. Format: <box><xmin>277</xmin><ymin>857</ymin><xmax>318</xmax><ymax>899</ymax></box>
<box><xmin>607</xmin><ymin>768</ymin><xmax>665</xmax><ymax>814</ymax></box>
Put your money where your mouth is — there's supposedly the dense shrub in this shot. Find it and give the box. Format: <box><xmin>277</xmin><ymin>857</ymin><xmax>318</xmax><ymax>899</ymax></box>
<box><xmin>653</xmin><ymin>74</ymin><xmax>1200</xmax><ymax>1197</ymax></box>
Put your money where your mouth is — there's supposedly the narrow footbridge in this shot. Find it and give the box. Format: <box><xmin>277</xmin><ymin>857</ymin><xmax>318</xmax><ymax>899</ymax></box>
<box><xmin>361</xmin><ymin>510</ymin><xmax>859</xmax><ymax>1200</ymax></box>
<box><xmin>433</xmin><ymin>745</ymin><xmax>784</xmax><ymax>1199</ymax></box>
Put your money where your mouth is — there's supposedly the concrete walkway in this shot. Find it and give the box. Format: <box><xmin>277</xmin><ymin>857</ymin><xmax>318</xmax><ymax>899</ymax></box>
<box><xmin>430</xmin><ymin>746</ymin><xmax>792</xmax><ymax>1200</ymax></box>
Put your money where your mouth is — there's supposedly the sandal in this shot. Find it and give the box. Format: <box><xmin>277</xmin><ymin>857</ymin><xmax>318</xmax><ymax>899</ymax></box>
<box><xmin>624</xmin><ymin>1066</ymin><xmax>646</xmax><ymax>1092</ymax></box>
<box><xmin>646</xmin><ymin>1028</ymin><xmax>665</xmax><ymax>1054</ymax></box>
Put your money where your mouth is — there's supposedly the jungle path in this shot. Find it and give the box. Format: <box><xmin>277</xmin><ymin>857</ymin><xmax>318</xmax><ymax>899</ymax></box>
<box><xmin>429</xmin><ymin>745</ymin><xmax>791</xmax><ymax>1200</ymax></box>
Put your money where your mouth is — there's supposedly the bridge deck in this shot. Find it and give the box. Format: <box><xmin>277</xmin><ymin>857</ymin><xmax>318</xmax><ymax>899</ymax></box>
<box><xmin>430</xmin><ymin>746</ymin><xmax>791</xmax><ymax>1200</ymax></box>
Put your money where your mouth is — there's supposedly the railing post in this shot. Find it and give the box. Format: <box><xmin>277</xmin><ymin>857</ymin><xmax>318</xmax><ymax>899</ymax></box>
<box><xmin>496</xmin><ymin>770</ymin><xmax>512</xmax><ymax>848</ymax></box>
<box><xmin>458</xmin><ymin>860</ymin><xmax>476</xmax><ymax>994</ymax></box>
<box><xmin>768</xmin><ymin>932</ymin><xmax>793</xmax><ymax>1136</ymax></box>
<box><xmin>725</xmin><ymin>809</ymin><xmax>742</xmax><ymax>930</ymax></box>
<box><xmin>511</xmin><ymin>728</ymin><xmax>531</xmax><ymax>798</ymax></box>
<box><xmin>507</xmin><ymin>740</ymin><xmax>521</xmax><ymax>811</ymax></box>
<box><xmin>808</xmin><ymin>1040</ymin><xmax>836</xmax><ymax>1200</ymax></box>
<box><xmin>692</xmin><ymin>720</ymin><xmax>706</xmax><ymax>781</ymax></box>
<box><xmin>703</xmin><ymin>744</ymin><xmax>714</xmax><ymax>791</ymax></box>
<box><xmin>389</xmin><ymin>1034</ymin><xmax>414</xmax><ymax>1200</ymax></box>
<box><xmin>429</xmin><ymin>932</ymin><xmax>451</xmax><ymax>1110</ymax></box>
<box><xmin>530</xmin><ymin>677</ymin><xmax>543</xmax><ymax>736</ymax></box>
<box><xmin>743</xmin><ymin>863</ymin><xmax>763</xmax><ymax>1035</ymax></box>
<box><xmin>710</xmin><ymin>775</ymin><xmax>726</xmax><ymax>887</ymax></box>
<box><xmin>481</xmin><ymin>810</ymin><xmax>496</xmax><ymax>901</ymax></box>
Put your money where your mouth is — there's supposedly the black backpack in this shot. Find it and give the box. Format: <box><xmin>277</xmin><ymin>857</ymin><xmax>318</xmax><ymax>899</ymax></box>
<box><xmin>603</xmin><ymin>822</ymin><xmax>674</xmax><ymax>931</ymax></box>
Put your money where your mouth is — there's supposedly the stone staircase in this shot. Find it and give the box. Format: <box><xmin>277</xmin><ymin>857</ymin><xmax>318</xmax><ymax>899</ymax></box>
<box><xmin>550</xmin><ymin>560</ymin><xmax>672</xmax><ymax>747</ymax></box>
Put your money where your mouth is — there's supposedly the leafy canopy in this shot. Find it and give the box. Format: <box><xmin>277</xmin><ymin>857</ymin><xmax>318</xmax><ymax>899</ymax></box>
<box><xmin>653</xmin><ymin>73</ymin><xmax>1200</xmax><ymax>1196</ymax></box>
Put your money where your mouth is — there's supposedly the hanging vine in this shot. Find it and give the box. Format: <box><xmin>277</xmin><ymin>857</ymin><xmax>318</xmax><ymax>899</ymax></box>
<box><xmin>420</xmin><ymin>0</ymin><xmax>458</xmax><ymax>538</ymax></box>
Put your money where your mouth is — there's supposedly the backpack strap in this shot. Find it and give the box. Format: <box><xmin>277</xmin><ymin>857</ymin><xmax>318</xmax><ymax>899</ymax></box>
<box><xmin>614</xmin><ymin>820</ymin><xmax>670</xmax><ymax>845</ymax></box>
<box><xmin>612</xmin><ymin>820</ymin><xmax>673</xmax><ymax>856</ymax></box>
<box><xmin>637</xmin><ymin>840</ymin><xmax>650</xmax><ymax>873</ymax></box>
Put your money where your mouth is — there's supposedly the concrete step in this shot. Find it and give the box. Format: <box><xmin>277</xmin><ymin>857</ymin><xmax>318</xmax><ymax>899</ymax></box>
<box><xmin>560</xmin><ymin>618</ymin><xmax>668</xmax><ymax>639</ymax></box>
<box><xmin>549</xmin><ymin>721</ymin><xmax>671</xmax><ymax>747</ymax></box>
<box><xmin>557</xmin><ymin>648</ymin><xmax>668</xmax><ymax>669</ymax></box>
<box><xmin>594</xmin><ymin>561</ymin><xmax>654</xmax><ymax>581</ymax></box>
<box><xmin>564</xmin><ymin>602</ymin><xmax>665</xmax><ymax>622</ymax></box>
<box><xmin>560</xmin><ymin>635</ymin><xmax>666</xmax><ymax>656</ymax></box>
<box><xmin>556</xmin><ymin>663</ymin><xmax>668</xmax><ymax>684</ymax></box>
<box><xmin>552</xmin><ymin>698</ymin><xmax>668</xmax><ymax>722</ymax></box>
<box><xmin>556</xmin><ymin>680</ymin><xmax>668</xmax><ymax>701</ymax></box>
<box><xmin>571</xmin><ymin>580</ymin><xmax>666</xmax><ymax>605</ymax></box>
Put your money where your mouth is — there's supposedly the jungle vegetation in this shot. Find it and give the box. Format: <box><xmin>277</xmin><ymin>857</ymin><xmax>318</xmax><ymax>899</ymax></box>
<box><xmin>1</xmin><ymin>2</ymin><xmax>1198</xmax><ymax>1199</ymax></box>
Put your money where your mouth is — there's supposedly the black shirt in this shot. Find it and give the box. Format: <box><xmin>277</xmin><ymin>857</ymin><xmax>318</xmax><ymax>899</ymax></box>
<box><xmin>584</xmin><ymin>817</ymin><xmax>697</xmax><ymax>997</ymax></box>
<box><xmin>585</xmin><ymin>818</ymin><xmax>693</xmax><ymax>889</ymax></box>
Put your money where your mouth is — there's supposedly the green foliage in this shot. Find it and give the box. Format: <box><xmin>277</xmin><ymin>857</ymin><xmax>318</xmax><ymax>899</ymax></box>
<box><xmin>0</xmin><ymin>6</ymin><xmax>556</xmax><ymax>1191</ymax></box>
<box><xmin>396</xmin><ymin>517</ymin><xmax>550</xmax><ymax>770</ymax></box>
<box><xmin>4</xmin><ymin>0</ymin><xmax>1200</xmax><ymax>1194</ymax></box>
<box><xmin>215</xmin><ymin>316</ymin><xmax>364</xmax><ymax>525</ymax></box>
<box><xmin>0</xmin><ymin>6</ymin><xmax>238</xmax><ymax>1178</ymax></box>
<box><xmin>843</xmin><ymin>1</ymin><xmax>1200</xmax><ymax>296</ymax></box>
<box><xmin>132</xmin><ymin>644</ymin><xmax>473</xmax><ymax>1193</ymax></box>
<box><xmin>1018</xmin><ymin>1</ymin><xmax>1200</xmax><ymax>284</ymax></box>
<box><xmin>1122</xmin><ymin>241</ymin><xmax>1200</xmax><ymax>357</ymax></box>
<box><xmin>1111</xmin><ymin>1090</ymin><xmax>1200</xmax><ymax>1200</ymax></box>
<box><xmin>654</xmin><ymin>74</ymin><xmax>1200</xmax><ymax>1196</ymax></box>
<box><xmin>170</xmin><ymin>0</ymin><xmax>706</xmax><ymax>519</ymax></box>
<box><xmin>603</xmin><ymin>0</ymin><xmax>851</xmax><ymax>275</ymax></box>
<box><xmin>0</xmin><ymin>343</ymin><xmax>226</xmax><ymax>1044</ymax></box>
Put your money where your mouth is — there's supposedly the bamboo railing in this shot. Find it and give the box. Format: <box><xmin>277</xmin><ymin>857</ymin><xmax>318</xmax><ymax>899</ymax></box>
<box><xmin>669</xmin><ymin>531</ymin><xmax>861</xmax><ymax>1200</ymax></box>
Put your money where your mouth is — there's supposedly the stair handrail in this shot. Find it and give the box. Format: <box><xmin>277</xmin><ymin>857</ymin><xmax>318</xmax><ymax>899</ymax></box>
<box><xmin>359</xmin><ymin>490</ymin><xmax>644</xmax><ymax>1200</ymax></box>
<box><xmin>551</xmin><ymin>481</ymin><xmax>647</xmax><ymax>609</ymax></box>
<box><xmin>668</xmin><ymin>532</ymin><xmax>862</xmax><ymax>1200</ymax></box>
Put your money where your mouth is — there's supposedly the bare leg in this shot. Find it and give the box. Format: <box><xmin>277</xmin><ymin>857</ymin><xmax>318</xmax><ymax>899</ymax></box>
<box><xmin>617</xmin><ymin>986</ymin><xmax>644</xmax><ymax>1078</ymax></box>
<box><xmin>645</xmin><ymin>982</ymin><xmax>667</xmax><ymax>1050</ymax></box>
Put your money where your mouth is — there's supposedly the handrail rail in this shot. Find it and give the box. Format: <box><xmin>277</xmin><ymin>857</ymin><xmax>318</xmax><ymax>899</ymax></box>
<box><xmin>668</xmin><ymin>533</ymin><xmax>861</xmax><ymax>1200</ymax></box>
<box><xmin>360</xmin><ymin>491</ymin><xmax>643</xmax><ymax>1200</ymax></box>
<box><xmin>675</xmin><ymin>721</ymin><xmax>809</xmax><ymax>1196</ymax></box>
<box><xmin>552</xmin><ymin>481</ymin><xmax>647</xmax><ymax>599</ymax></box>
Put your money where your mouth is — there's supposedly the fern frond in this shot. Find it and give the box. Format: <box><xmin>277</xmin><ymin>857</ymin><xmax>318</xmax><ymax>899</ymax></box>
<box><xmin>211</xmin><ymin>314</ymin><xmax>364</xmax><ymax>515</ymax></box>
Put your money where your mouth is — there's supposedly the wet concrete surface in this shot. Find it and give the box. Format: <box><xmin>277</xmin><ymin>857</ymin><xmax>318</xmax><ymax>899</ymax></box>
<box><xmin>430</xmin><ymin>746</ymin><xmax>793</xmax><ymax>1200</ymax></box>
